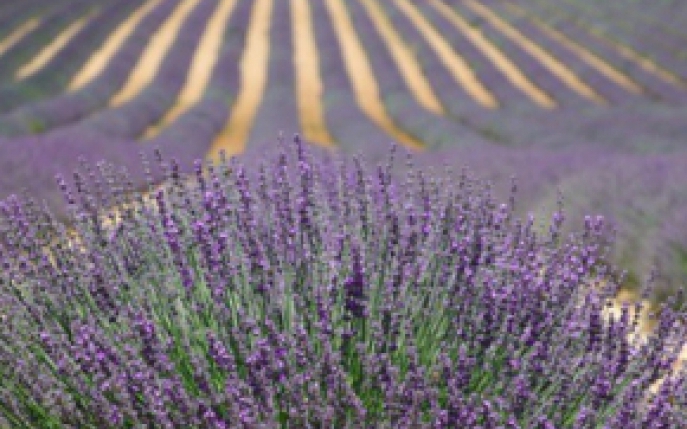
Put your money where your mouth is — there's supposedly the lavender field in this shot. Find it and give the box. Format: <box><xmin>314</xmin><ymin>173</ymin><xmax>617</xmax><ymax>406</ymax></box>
<box><xmin>1</xmin><ymin>0</ymin><xmax>687</xmax><ymax>426</ymax></box>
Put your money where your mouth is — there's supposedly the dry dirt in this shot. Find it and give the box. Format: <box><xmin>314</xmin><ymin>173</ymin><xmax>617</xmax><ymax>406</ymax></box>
<box><xmin>15</xmin><ymin>12</ymin><xmax>93</xmax><ymax>80</ymax></box>
<box><xmin>143</xmin><ymin>0</ymin><xmax>239</xmax><ymax>140</ymax></box>
<box><xmin>109</xmin><ymin>0</ymin><xmax>201</xmax><ymax>107</ymax></box>
<box><xmin>0</xmin><ymin>18</ymin><xmax>40</xmax><ymax>58</ymax></box>
<box><xmin>208</xmin><ymin>0</ymin><xmax>273</xmax><ymax>163</ymax></box>
<box><xmin>465</xmin><ymin>0</ymin><xmax>607</xmax><ymax>105</ymax></box>
<box><xmin>68</xmin><ymin>0</ymin><xmax>162</xmax><ymax>92</ymax></box>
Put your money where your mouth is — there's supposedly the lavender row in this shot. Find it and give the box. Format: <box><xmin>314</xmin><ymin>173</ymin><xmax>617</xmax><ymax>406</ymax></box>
<box><xmin>416</xmin><ymin>1</ymin><xmax>542</xmax><ymax>110</ymax></box>
<box><xmin>374</xmin><ymin>0</ymin><xmax>559</xmax><ymax>145</ymax></box>
<box><xmin>579</xmin><ymin>0</ymin><xmax>687</xmax><ymax>35</ymax></box>
<box><xmin>309</xmin><ymin>0</ymin><xmax>405</xmax><ymax>164</ymax></box>
<box><xmin>0</xmin><ymin>0</ymin><xmax>254</xmax><ymax>221</ymax></box>
<box><xmin>0</xmin><ymin>0</ymin><xmax>59</xmax><ymax>40</ymax></box>
<box><xmin>0</xmin><ymin>0</ymin><xmax>95</xmax><ymax>82</ymax></box>
<box><xmin>520</xmin><ymin>0</ymin><xmax>687</xmax><ymax>80</ymax></box>
<box><xmin>388</xmin><ymin>1</ymin><xmax>687</xmax><ymax>152</ymax></box>
<box><xmin>481</xmin><ymin>0</ymin><xmax>642</xmax><ymax>106</ymax></box>
<box><xmin>370</xmin><ymin>0</ymin><xmax>509</xmax><ymax>145</ymax></box>
<box><xmin>0</xmin><ymin>0</ymin><xmax>139</xmax><ymax>115</ymax></box>
<box><xmin>0</xmin><ymin>0</ymin><xmax>181</xmax><ymax>138</ymax></box>
<box><xmin>245</xmin><ymin>0</ymin><xmax>303</xmax><ymax>149</ymax></box>
<box><xmin>143</xmin><ymin>0</ymin><xmax>256</xmax><ymax>171</ymax></box>
<box><xmin>445</xmin><ymin>1</ymin><xmax>593</xmax><ymax>109</ymax></box>
<box><xmin>504</xmin><ymin>0</ymin><xmax>687</xmax><ymax>104</ymax></box>
<box><xmin>549</xmin><ymin>0</ymin><xmax>687</xmax><ymax>58</ymax></box>
<box><xmin>344</xmin><ymin>0</ymin><xmax>488</xmax><ymax>150</ymax></box>
<box><xmin>38</xmin><ymin>0</ymin><xmax>217</xmax><ymax>142</ymax></box>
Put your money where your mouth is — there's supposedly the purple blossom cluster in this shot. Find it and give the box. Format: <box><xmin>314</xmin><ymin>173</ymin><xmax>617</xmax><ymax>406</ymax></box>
<box><xmin>1</xmin><ymin>139</ymin><xmax>686</xmax><ymax>427</ymax></box>
<box><xmin>531</xmin><ymin>153</ymin><xmax>687</xmax><ymax>308</ymax></box>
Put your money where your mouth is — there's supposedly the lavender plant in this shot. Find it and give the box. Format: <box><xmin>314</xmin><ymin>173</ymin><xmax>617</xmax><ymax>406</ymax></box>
<box><xmin>0</xmin><ymin>138</ymin><xmax>685</xmax><ymax>428</ymax></box>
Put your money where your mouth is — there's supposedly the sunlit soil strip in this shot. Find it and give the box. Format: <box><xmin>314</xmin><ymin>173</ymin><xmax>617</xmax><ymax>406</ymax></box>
<box><xmin>109</xmin><ymin>0</ymin><xmax>201</xmax><ymax>107</ymax></box>
<box><xmin>0</xmin><ymin>18</ymin><xmax>40</xmax><ymax>58</ymax></box>
<box><xmin>463</xmin><ymin>0</ymin><xmax>606</xmax><ymax>105</ymax></box>
<box><xmin>394</xmin><ymin>0</ymin><xmax>496</xmax><ymax>109</ymax></box>
<box><xmin>324</xmin><ymin>0</ymin><xmax>423</xmax><ymax>150</ymax></box>
<box><xmin>68</xmin><ymin>0</ymin><xmax>162</xmax><ymax>92</ymax></box>
<box><xmin>587</xmin><ymin>26</ymin><xmax>687</xmax><ymax>89</ymax></box>
<box><xmin>291</xmin><ymin>0</ymin><xmax>336</xmax><ymax>147</ymax></box>
<box><xmin>142</xmin><ymin>0</ymin><xmax>239</xmax><ymax>140</ymax></box>
<box><xmin>15</xmin><ymin>12</ymin><xmax>94</xmax><ymax>80</ymax></box>
<box><xmin>208</xmin><ymin>0</ymin><xmax>273</xmax><ymax>163</ymax></box>
<box><xmin>504</xmin><ymin>3</ymin><xmax>643</xmax><ymax>95</ymax></box>
<box><xmin>358</xmin><ymin>0</ymin><xmax>445</xmax><ymax>115</ymax></box>
<box><xmin>428</xmin><ymin>0</ymin><xmax>555</xmax><ymax>109</ymax></box>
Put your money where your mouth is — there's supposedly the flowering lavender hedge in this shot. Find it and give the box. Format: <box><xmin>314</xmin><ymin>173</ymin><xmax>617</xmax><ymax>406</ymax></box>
<box><xmin>531</xmin><ymin>153</ymin><xmax>687</xmax><ymax>306</ymax></box>
<box><xmin>0</xmin><ymin>0</ymin><xmax>180</xmax><ymax>138</ymax></box>
<box><xmin>0</xmin><ymin>139</ymin><xmax>686</xmax><ymax>427</ymax></box>
<box><xmin>0</xmin><ymin>0</ymin><xmax>137</xmax><ymax>115</ymax></box>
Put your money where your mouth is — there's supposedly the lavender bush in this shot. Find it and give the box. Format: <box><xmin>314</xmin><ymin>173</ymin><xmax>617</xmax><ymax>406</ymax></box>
<box><xmin>532</xmin><ymin>153</ymin><xmax>687</xmax><ymax>307</ymax></box>
<box><xmin>1</xmin><ymin>138</ymin><xmax>685</xmax><ymax>427</ymax></box>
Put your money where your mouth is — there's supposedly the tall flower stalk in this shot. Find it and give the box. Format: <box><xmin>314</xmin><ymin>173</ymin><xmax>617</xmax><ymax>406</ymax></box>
<box><xmin>0</xmin><ymin>138</ymin><xmax>685</xmax><ymax>428</ymax></box>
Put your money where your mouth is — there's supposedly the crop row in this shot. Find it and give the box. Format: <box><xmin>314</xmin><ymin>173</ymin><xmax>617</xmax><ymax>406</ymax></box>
<box><xmin>0</xmin><ymin>0</ymin><xmax>140</xmax><ymax>114</ymax></box>
<box><xmin>0</xmin><ymin>0</ymin><xmax>687</xmax><ymax>306</ymax></box>
<box><xmin>514</xmin><ymin>0</ymin><xmax>687</xmax><ymax>79</ymax></box>
<box><xmin>0</xmin><ymin>0</ymin><xmax>684</xmax><ymax>145</ymax></box>
<box><xmin>507</xmin><ymin>0</ymin><xmax>687</xmax><ymax>91</ymax></box>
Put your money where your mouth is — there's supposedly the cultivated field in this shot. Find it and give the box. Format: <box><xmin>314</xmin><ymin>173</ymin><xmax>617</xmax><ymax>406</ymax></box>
<box><xmin>1</xmin><ymin>0</ymin><xmax>687</xmax><ymax>303</ymax></box>
<box><xmin>1</xmin><ymin>0</ymin><xmax>687</xmax><ymax>426</ymax></box>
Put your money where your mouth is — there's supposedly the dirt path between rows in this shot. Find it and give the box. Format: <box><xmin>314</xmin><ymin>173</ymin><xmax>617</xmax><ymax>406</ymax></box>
<box><xmin>324</xmin><ymin>0</ymin><xmax>424</xmax><ymax>150</ymax></box>
<box><xmin>359</xmin><ymin>0</ymin><xmax>446</xmax><ymax>115</ymax></box>
<box><xmin>109</xmin><ymin>0</ymin><xmax>201</xmax><ymax>107</ymax></box>
<box><xmin>504</xmin><ymin>2</ymin><xmax>644</xmax><ymax>95</ymax></box>
<box><xmin>208</xmin><ymin>0</ymin><xmax>273</xmax><ymax>163</ymax></box>
<box><xmin>143</xmin><ymin>0</ymin><xmax>239</xmax><ymax>140</ymax></box>
<box><xmin>394</xmin><ymin>0</ymin><xmax>498</xmax><ymax>109</ymax></box>
<box><xmin>429</xmin><ymin>0</ymin><xmax>556</xmax><ymax>108</ymax></box>
<box><xmin>464</xmin><ymin>0</ymin><xmax>606</xmax><ymax>105</ymax></box>
<box><xmin>292</xmin><ymin>0</ymin><xmax>337</xmax><ymax>147</ymax></box>
<box><xmin>15</xmin><ymin>12</ymin><xmax>94</xmax><ymax>80</ymax></box>
<box><xmin>0</xmin><ymin>18</ymin><xmax>40</xmax><ymax>58</ymax></box>
<box><xmin>68</xmin><ymin>0</ymin><xmax>162</xmax><ymax>92</ymax></box>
